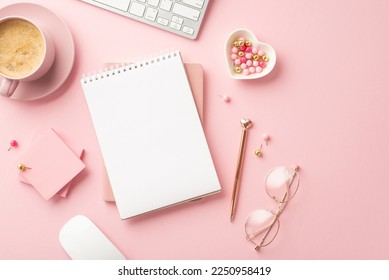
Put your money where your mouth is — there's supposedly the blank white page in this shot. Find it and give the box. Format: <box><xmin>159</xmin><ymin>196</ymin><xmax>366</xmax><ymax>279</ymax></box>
<box><xmin>82</xmin><ymin>51</ymin><xmax>220</xmax><ymax>219</ymax></box>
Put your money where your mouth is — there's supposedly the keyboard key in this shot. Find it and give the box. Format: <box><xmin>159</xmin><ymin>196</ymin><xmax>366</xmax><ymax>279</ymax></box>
<box><xmin>147</xmin><ymin>0</ymin><xmax>160</xmax><ymax>7</ymax></box>
<box><xmin>160</xmin><ymin>0</ymin><xmax>173</xmax><ymax>11</ymax></box>
<box><xmin>129</xmin><ymin>2</ymin><xmax>146</xmax><ymax>17</ymax></box>
<box><xmin>172</xmin><ymin>3</ymin><xmax>200</xmax><ymax>21</ymax></box>
<box><xmin>172</xmin><ymin>15</ymin><xmax>184</xmax><ymax>24</ymax></box>
<box><xmin>145</xmin><ymin>7</ymin><xmax>158</xmax><ymax>21</ymax></box>
<box><xmin>170</xmin><ymin>22</ymin><xmax>182</xmax><ymax>30</ymax></box>
<box><xmin>157</xmin><ymin>17</ymin><xmax>169</xmax><ymax>26</ymax></box>
<box><xmin>182</xmin><ymin>26</ymin><xmax>194</xmax><ymax>35</ymax></box>
<box><xmin>94</xmin><ymin>0</ymin><xmax>131</xmax><ymax>12</ymax></box>
<box><xmin>182</xmin><ymin>0</ymin><xmax>204</xmax><ymax>9</ymax></box>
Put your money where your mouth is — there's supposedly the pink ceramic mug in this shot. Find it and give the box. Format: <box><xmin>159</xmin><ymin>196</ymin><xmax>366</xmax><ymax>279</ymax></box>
<box><xmin>0</xmin><ymin>16</ymin><xmax>55</xmax><ymax>97</ymax></box>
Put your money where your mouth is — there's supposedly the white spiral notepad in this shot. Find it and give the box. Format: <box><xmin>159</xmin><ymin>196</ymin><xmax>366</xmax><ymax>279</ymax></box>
<box><xmin>81</xmin><ymin>51</ymin><xmax>220</xmax><ymax>219</ymax></box>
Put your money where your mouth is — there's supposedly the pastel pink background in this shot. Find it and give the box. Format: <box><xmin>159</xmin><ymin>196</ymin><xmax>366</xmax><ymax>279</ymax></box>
<box><xmin>1</xmin><ymin>0</ymin><xmax>389</xmax><ymax>259</ymax></box>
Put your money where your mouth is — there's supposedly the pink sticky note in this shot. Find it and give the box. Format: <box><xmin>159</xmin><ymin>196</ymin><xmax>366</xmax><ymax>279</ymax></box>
<box><xmin>19</xmin><ymin>149</ymin><xmax>84</xmax><ymax>197</ymax></box>
<box><xmin>17</xmin><ymin>128</ymin><xmax>86</xmax><ymax>200</ymax></box>
<box><xmin>56</xmin><ymin>149</ymin><xmax>84</xmax><ymax>197</ymax></box>
<box><xmin>18</xmin><ymin>131</ymin><xmax>84</xmax><ymax>198</ymax></box>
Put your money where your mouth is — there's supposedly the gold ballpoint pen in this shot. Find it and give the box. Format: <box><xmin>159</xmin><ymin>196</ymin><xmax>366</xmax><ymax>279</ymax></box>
<box><xmin>230</xmin><ymin>118</ymin><xmax>252</xmax><ymax>222</ymax></box>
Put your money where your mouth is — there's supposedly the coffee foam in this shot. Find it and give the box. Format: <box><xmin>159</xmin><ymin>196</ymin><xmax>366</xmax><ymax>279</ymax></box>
<box><xmin>0</xmin><ymin>19</ymin><xmax>45</xmax><ymax>77</ymax></box>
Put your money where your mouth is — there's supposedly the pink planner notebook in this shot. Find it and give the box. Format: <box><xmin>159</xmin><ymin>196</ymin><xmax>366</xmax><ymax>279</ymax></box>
<box><xmin>101</xmin><ymin>63</ymin><xmax>204</xmax><ymax>202</ymax></box>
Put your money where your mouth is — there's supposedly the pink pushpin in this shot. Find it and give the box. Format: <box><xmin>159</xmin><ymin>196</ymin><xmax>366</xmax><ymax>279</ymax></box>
<box><xmin>262</xmin><ymin>133</ymin><xmax>270</xmax><ymax>146</ymax></box>
<box><xmin>218</xmin><ymin>95</ymin><xmax>231</xmax><ymax>102</ymax></box>
<box><xmin>8</xmin><ymin>140</ymin><xmax>18</xmax><ymax>151</ymax></box>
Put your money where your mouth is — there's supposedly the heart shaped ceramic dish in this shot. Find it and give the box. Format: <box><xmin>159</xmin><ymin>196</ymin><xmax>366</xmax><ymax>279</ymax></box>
<box><xmin>226</xmin><ymin>29</ymin><xmax>276</xmax><ymax>80</ymax></box>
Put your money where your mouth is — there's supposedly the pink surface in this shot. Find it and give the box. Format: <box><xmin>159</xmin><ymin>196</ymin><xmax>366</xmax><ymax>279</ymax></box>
<box><xmin>0</xmin><ymin>0</ymin><xmax>389</xmax><ymax>259</ymax></box>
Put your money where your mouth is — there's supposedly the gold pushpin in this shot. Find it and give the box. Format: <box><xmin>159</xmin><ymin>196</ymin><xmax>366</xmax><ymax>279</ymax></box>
<box><xmin>18</xmin><ymin>163</ymin><xmax>32</xmax><ymax>171</ymax></box>
<box><xmin>234</xmin><ymin>66</ymin><xmax>242</xmax><ymax>74</ymax></box>
<box><xmin>245</xmin><ymin>40</ymin><xmax>252</xmax><ymax>47</ymax></box>
<box><xmin>238</xmin><ymin>40</ymin><xmax>245</xmax><ymax>47</ymax></box>
<box><xmin>233</xmin><ymin>40</ymin><xmax>240</xmax><ymax>47</ymax></box>
<box><xmin>262</xmin><ymin>55</ymin><xmax>269</xmax><ymax>62</ymax></box>
<box><xmin>254</xmin><ymin>144</ymin><xmax>263</xmax><ymax>157</ymax></box>
<box><xmin>253</xmin><ymin>54</ymin><xmax>260</xmax><ymax>61</ymax></box>
<box><xmin>230</xmin><ymin>118</ymin><xmax>253</xmax><ymax>222</ymax></box>
<box><xmin>238</xmin><ymin>50</ymin><xmax>245</xmax><ymax>57</ymax></box>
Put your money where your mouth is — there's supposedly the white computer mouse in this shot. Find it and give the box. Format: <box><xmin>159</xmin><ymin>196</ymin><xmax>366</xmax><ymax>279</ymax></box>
<box><xmin>59</xmin><ymin>215</ymin><xmax>126</xmax><ymax>260</ymax></box>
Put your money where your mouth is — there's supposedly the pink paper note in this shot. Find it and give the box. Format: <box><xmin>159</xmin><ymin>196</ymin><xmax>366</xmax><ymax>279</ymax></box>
<box><xmin>18</xmin><ymin>131</ymin><xmax>84</xmax><ymax>198</ymax></box>
<box><xmin>17</xmin><ymin>128</ymin><xmax>86</xmax><ymax>200</ymax></box>
<box><xmin>56</xmin><ymin>149</ymin><xmax>84</xmax><ymax>197</ymax></box>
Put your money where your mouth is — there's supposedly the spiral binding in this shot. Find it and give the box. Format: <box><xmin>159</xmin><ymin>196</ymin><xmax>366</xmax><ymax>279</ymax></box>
<box><xmin>81</xmin><ymin>50</ymin><xmax>179</xmax><ymax>84</ymax></box>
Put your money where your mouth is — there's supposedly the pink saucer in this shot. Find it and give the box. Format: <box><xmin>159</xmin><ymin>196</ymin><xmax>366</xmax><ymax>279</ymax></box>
<box><xmin>0</xmin><ymin>3</ymin><xmax>75</xmax><ymax>101</ymax></box>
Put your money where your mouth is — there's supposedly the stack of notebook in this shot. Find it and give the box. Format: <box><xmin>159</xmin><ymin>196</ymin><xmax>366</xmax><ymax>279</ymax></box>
<box><xmin>82</xmin><ymin>51</ymin><xmax>220</xmax><ymax>219</ymax></box>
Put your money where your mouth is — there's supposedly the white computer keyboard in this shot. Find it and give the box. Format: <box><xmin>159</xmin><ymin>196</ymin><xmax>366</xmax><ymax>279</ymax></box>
<box><xmin>81</xmin><ymin>0</ymin><xmax>209</xmax><ymax>39</ymax></box>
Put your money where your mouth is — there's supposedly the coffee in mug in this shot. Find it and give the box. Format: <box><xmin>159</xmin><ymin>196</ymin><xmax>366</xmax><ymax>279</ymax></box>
<box><xmin>0</xmin><ymin>16</ymin><xmax>55</xmax><ymax>97</ymax></box>
<box><xmin>0</xmin><ymin>19</ymin><xmax>45</xmax><ymax>77</ymax></box>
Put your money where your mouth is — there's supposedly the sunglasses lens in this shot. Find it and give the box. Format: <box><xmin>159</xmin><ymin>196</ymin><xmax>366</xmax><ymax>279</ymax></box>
<box><xmin>245</xmin><ymin>209</ymin><xmax>280</xmax><ymax>248</ymax></box>
<box><xmin>265</xmin><ymin>167</ymin><xmax>299</xmax><ymax>202</ymax></box>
